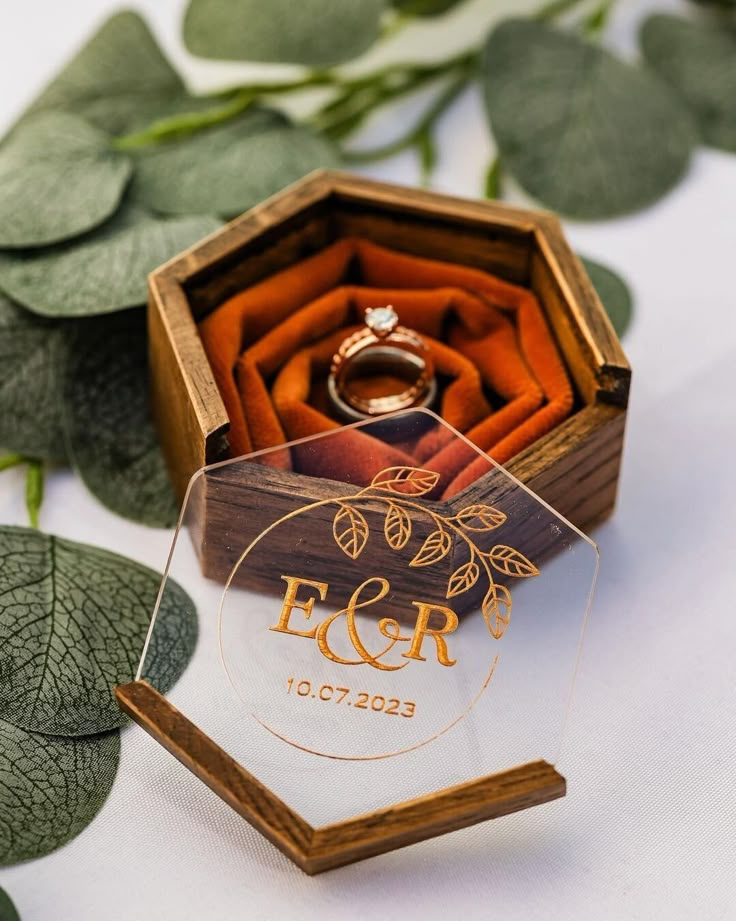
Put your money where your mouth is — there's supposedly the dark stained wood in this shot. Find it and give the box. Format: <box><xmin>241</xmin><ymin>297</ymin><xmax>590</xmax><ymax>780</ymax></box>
<box><xmin>531</xmin><ymin>215</ymin><xmax>630</xmax><ymax>407</ymax></box>
<box><xmin>185</xmin><ymin>206</ymin><xmax>335</xmax><ymax>319</ymax></box>
<box><xmin>307</xmin><ymin>758</ymin><xmax>564</xmax><ymax>874</ymax></box>
<box><xmin>147</xmin><ymin>169</ymin><xmax>630</xmax><ymax>614</ymax></box>
<box><xmin>329</xmin><ymin>184</ymin><xmax>535</xmax><ymax>284</ymax></box>
<box><xmin>115</xmin><ymin>680</ymin><xmax>313</xmax><ymax>866</ymax></box>
<box><xmin>147</xmin><ymin>171</ymin><xmax>631</xmax><ymax>523</ymax></box>
<box><xmin>116</xmin><ymin>680</ymin><xmax>565</xmax><ymax>875</ymax></box>
<box><xmin>196</xmin><ymin>461</ymin><xmax>456</xmax><ymax>612</ymax></box>
<box><xmin>191</xmin><ymin>414</ymin><xmax>608</xmax><ymax>618</ymax></box>
<box><xmin>329</xmin><ymin>171</ymin><xmax>541</xmax><ymax>234</ymax></box>
<box><xmin>156</xmin><ymin>171</ymin><xmax>336</xmax><ymax>289</ymax></box>
<box><xmin>508</xmin><ymin>402</ymin><xmax>627</xmax><ymax>524</ymax></box>
<box><xmin>148</xmin><ymin>275</ymin><xmax>229</xmax><ymax>501</ymax></box>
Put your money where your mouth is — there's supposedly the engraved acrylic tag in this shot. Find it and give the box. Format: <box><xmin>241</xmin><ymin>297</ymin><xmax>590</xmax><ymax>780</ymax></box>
<box><xmin>120</xmin><ymin>409</ymin><xmax>598</xmax><ymax>872</ymax></box>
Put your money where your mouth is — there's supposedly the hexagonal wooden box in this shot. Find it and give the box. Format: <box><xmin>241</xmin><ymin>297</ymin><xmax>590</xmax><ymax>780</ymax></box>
<box><xmin>148</xmin><ymin>170</ymin><xmax>630</xmax><ymax>590</ymax></box>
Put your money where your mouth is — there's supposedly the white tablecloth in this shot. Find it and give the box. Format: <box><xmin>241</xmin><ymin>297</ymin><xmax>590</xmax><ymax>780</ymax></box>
<box><xmin>1</xmin><ymin>1</ymin><xmax>734</xmax><ymax>918</ymax></box>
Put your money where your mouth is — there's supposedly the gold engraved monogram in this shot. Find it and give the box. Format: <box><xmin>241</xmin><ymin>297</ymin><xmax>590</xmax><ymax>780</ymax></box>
<box><xmin>271</xmin><ymin>575</ymin><xmax>459</xmax><ymax>669</ymax></box>
<box><xmin>269</xmin><ymin>466</ymin><xmax>539</xmax><ymax>669</ymax></box>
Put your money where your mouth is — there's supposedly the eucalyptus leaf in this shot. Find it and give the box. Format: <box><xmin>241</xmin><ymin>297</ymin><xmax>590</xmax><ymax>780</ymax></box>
<box><xmin>0</xmin><ymin>292</ymin><xmax>68</xmax><ymax>462</ymax></box>
<box><xmin>0</xmin><ymin>204</ymin><xmax>221</xmax><ymax>317</ymax></box>
<box><xmin>25</xmin><ymin>11</ymin><xmax>190</xmax><ymax>137</ymax></box>
<box><xmin>0</xmin><ymin>526</ymin><xmax>197</xmax><ymax>736</ymax></box>
<box><xmin>581</xmin><ymin>256</ymin><xmax>633</xmax><ymax>337</ymax></box>
<box><xmin>64</xmin><ymin>310</ymin><xmax>179</xmax><ymax>527</ymax></box>
<box><xmin>641</xmin><ymin>15</ymin><xmax>736</xmax><ymax>153</ymax></box>
<box><xmin>183</xmin><ymin>0</ymin><xmax>387</xmax><ymax>68</ymax></box>
<box><xmin>131</xmin><ymin>108</ymin><xmax>339</xmax><ymax>217</ymax></box>
<box><xmin>482</xmin><ymin>19</ymin><xmax>697</xmax><ymax>218</ymax></box>
<box><xmin>0</xmin><ymin>719</ymin><xmax>119</xmax><ymax>866</ymax></box>
<box><xmin>0</xmin><ymin>887</ymin><xmax>20</xmax><ymax>921</ymax></box>
<box><xmin>0</xmin><ymin>112</ymin><xmax>131</xmax><ymax>248</ymax></box>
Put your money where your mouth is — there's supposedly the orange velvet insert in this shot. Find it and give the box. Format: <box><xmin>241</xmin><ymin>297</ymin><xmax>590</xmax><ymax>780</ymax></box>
<box><xmin>198</xmin><ymin>238</ymin><xmax>573</xmax><ymax>496</ymax></box>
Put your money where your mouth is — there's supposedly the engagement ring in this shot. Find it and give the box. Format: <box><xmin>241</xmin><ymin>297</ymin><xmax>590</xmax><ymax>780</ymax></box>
<box><xmin>327</xmin><ymin>306</ymin><xmax>436</xmax><ymax>422</ymax></box>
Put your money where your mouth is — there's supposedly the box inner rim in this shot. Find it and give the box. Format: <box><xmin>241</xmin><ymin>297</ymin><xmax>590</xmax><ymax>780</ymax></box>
<box><xmin>157</xmin><ymin>191</ymin><xmax>628</xmax><ymax>485</ymax></box>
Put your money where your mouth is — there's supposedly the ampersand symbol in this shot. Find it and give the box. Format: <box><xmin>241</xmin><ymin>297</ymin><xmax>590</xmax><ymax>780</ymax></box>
<box><xmin>315</xmin><ymin>577</ymin><xmax>411</xmax><ymax>671</ymax></box>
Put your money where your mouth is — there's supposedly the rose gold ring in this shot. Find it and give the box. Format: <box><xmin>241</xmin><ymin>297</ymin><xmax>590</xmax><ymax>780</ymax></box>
<box><xmin>327</xmin><ymin>306</ymin><xmax>436</xmax><ymax>423</ymax></box>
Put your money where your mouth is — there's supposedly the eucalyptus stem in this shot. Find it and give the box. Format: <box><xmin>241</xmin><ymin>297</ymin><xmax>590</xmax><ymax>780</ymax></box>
<box><xmin>583</xmin><ymin>0</ymin><xmax>616</xmax><ymax>38</ymax></box>
<box><xmin>113</xmin><ymin>89</ymin><xmax>256</xmax><ymax>150</ymax></box>
<box><xmin>112</xmin><ymin>50</ymin><xmax>478</xmax><ymax>151</ymax></box>
<box><xmin>112</xmin><ymin>72</ymin><xmax>335</xmax><ymax>149</ymax></box>
<box><xmin>0</xmin><ymin>453</ymin><xmax>25</xmax><ymax>472</ymax></box>
<box><xmin>313</xmin><ymin>66</ymin><xmax>448</xmax><ymax>140</ymax></box>
<box><xmin>484</xmin><ymin>156</ymin><xmax>502</xmax><ymax>199</ymax></box>
<box><xmin>341</xmin><ymin>65</ymin><xmax>472</xmax><ymax>166</ymax></box>
<box><xmin>313</xmin><ymin>49</ymin><xmax>477</xmax><ymax>140</ymax></box>
<box><xmin>416</xmin><ymin>127</ymin><xmax>438</xmax><ymax>187</ymax></box>
<box><xmin>329</xmin><ymin>52</ymin><xmax>474</xmax><ymax>93</ymax></box>
<box><xmin>0</xmin><ymin>453</ymin><xmax>47</xmax><ymax>528</ymax></box>
<box><xmin>380</xmin><ymin>10</ymin><xmax>414</xmax><ymax>40</ymax></box>
<box><xmin>25</xmin><ymin>460</ymin><xmax>44</xmax><ymax>530</ymax></box>
<box><xmin>534</xmin><ymin>0</ymin><xmax>590</xmax><ymax>21</ymax></box>
<box><xmin>110</xmin><ymin>0</ymin><xmax>604</xmax><ymax>155</ymax></box>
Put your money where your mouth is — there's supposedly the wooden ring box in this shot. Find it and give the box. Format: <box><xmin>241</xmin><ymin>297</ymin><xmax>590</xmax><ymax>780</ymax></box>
<box><xmin>117</xmin><ymin>171</ymin><xmax>629</xmax><ymax>872</ymax></box>
<box><xmin>148</xmin><ymin>170</ymin><xmax>630</xmax><ymax>588</ymax></box>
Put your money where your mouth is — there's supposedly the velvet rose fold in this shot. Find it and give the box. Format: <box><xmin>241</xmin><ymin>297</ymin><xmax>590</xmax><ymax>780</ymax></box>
<box><xmin>197</xmin><ymin>237</ymin><xmax>573</xmax><ymax>496</ymax></box>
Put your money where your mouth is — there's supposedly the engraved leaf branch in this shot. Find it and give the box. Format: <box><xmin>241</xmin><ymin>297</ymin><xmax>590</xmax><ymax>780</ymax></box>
<box><xmin>330</xmin><ymin>466</ymin><xmax>539</xmax><ymax>640</ymax></box>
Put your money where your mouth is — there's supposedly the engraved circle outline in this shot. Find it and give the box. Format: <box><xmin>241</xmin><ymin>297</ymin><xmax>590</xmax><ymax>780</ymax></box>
<box><xmin>217</xmin><ymin>496</ymin><xmax>501</xmax><ymax>762</ymax></box>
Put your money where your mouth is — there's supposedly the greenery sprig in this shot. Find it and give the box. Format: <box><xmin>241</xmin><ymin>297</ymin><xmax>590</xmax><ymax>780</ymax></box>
<box><xmin>3</xmin><ymin>0</ymin><xmax>719</xmax><ymax>526</ymax></box>
<box><xmin>101</xmin><ymin>0</ymin><xmax>736</xmax><ymax>221</ymax></box>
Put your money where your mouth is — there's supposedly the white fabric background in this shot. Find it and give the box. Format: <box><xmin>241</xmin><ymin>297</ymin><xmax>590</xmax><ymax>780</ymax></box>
<box><xmin>1</xmin><ymin>0</ymin><xmax>735</xmax><ymax>918</ymax></box>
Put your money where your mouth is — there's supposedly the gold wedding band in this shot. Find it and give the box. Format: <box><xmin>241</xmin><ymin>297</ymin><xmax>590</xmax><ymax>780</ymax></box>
<box><xmin>328</xmin><ymin>306</ymin><xmax>436</xmax><ymax>422</ymax></box>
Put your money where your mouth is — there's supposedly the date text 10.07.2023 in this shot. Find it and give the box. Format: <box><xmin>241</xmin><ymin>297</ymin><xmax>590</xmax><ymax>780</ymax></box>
<box><xmin>285</xmin><ymin>677</ymin><xmax>416</xmax><ymax>719</ymax></box>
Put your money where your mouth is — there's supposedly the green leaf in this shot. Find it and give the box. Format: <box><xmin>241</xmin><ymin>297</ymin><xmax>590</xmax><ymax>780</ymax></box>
<box><xmin>64</xmin><ymin>310</ymin><xmax>179</xmax><ymax>527</ymax></box>
<box><xmin>0</xmin><ymin>718</ymin><xmax>119</xmax><ymax>866</ymax></box>
<box><xmin>0</xmin><ymin>299</ymin><xmax>179</xmax><ymax>524</ymax></box>
<box><xmin>580</xmin><ymin>257</ymin><xmax>633</xmax><ymax>337</ymax></box>
<box><xmin>183</xmin><ymin>0</ymin><xmax>387</xmax><ymax>68</ymax></box>
<box><xmin>0</xmin><ymin>203</ymin><xmax>221</xmax><ymax>317</ymax></box>
<box><xmin>0</xmin><ymin>526</ymin><xmax>197</xmax><ymax>736</ymax></box>
<box><xmin>0</xmin><ymin>292</ymin><xmax>68</xmax><ymax>462</ymax></box>
<box><xmin>0</xmin><ymin>887</ymin><xmax>20</xmax><ymax>921</ymax></box>
<box><xmin>482</xmin><ymin>19</ymin><xmax>697</xmax><ymax>218</ymax></box>
<box><xmin>640</xmin><ymin>15</ymin><xmax>736</xmax><ymax>153</ymax></box>
<box><xmin>131</xmin><ymin>108</ymin><xmax>339</xmax><ymax>218</ymax></box>
<box><xmin>0</xmin><ymin>112</ymin><xmax>131</xmax><ymax>248</ymax></box>
<box><xmin>24</xmin><ymin>11</ymin><xmax>190</xmax><ymax>137</ymax></box>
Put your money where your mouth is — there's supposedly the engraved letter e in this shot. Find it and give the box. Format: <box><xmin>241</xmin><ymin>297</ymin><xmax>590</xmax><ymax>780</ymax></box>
<box><xmin>270</xmin><ymin>575</ymin><xmax>329</xmax><ymax>638</ymax></box>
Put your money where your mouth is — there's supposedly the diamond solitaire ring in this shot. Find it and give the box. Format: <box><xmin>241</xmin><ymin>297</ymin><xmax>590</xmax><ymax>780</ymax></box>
<box><xmin>327</xmin><ymin>306</ymin><xmax>436</xmax><ymax>422</ymax></box>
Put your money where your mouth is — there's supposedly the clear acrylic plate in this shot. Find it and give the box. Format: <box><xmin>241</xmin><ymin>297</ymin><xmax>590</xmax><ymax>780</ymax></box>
<box><xmin>126</xmin><ymin>409</ymin><xmax>598</xmax><ymax>869</ymax></box>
